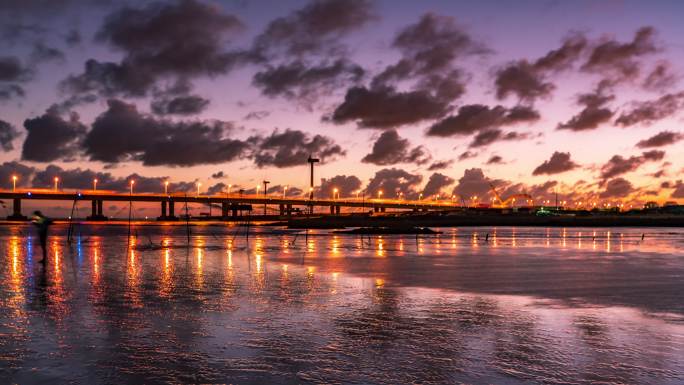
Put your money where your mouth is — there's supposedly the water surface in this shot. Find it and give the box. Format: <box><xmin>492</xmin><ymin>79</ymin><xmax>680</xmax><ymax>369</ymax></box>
<box><xmin>0</xmin><ymin>224</ymin><xmax>682</xmax><ymax>384</ymax></box>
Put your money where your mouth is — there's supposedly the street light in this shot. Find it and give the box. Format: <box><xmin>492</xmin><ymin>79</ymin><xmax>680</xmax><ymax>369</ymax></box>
<box><xmin>227</xmin><ymin>184</ymin><xmax>232</xmax><ymax>195</ymax></box>
<box><xmin>129</xmin><ymin>180</ymin><xmax>135</xmax><ymax>194</ymax></box>
<box><xmin>256</xmin><ymin>185</ymin><xmax>260</xmax><ymax>195</ymax></box>
<box><xmin>377</xmin><ymin>190</ymin><xmax>383</xmax><ymax>199</ymax></box>
<box><xmin>12</xmin><ymin>175</ymin><xmax>17</xmax><ymax>192</ymax></box>
<box><xmin>54</xmin><ymin>177</ymin><xmax>59</xmax><ymax>191</ymax></box>
<box><xmin>196</xmin><ymin>182</ymin><xmax>202</xmax><ymax>197</ymax></box>
<box><xmin>283</xmin><ymin>185</ymin><xmax>288</xmax><ymax>198</ymax></box>
<box><xmin>93</xmin><ymin>178</ymin><xmax>98</xmax><ymax>191</ymax></box>
<box><xmin>333</xmin><ymin>187</ymin><xmax>338</xmax><ymax>200</ymax></box>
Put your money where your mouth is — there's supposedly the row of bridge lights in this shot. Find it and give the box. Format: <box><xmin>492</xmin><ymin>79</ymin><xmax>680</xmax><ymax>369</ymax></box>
<box><xmin>4</xmin><ymin>176</ymin><xmax>637</xmax><ymax>209</ymax></box>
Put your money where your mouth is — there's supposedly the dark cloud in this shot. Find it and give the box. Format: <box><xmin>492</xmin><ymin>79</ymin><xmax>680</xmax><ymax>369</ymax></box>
<box><xmin>615</xmin><ymin>92</ymin><xmax>684</xmax><ymax>127</ymax></box>
<box><xmin>557</xmin><ymin>84</ymin><xmax>614</xmax><ymax>131</ymax></box>
<box><xmin>361</xmin><ymin>130</ymin><xmax>430</xmax><ymax>166</ymax></box>
<box><xmin>582</xmin><ymin>27</ymin><xmax>659</xmax><ymax>82</ymax></box>
<box><xmin>599</xmin><ymin>177</ymin><xmax>635</xmax><ymax>198</ymax></box>
<box><xmin>372</xmin><ymin>13</ymin><xmax>486</xmax><ymax>87</ymax></box>
<box><xmin>642</xmin><ymin>62</ymin><xmax>677</xmax><ymax>91</ymax></box>
<box><xmin>252</xmin><ymin>59</ymin><xmax>363</xmax><ymax>102</ymax></box>
<box><xmin>486</xmin><ymin>155</ymin><xmax>504</xmax><ymax>165</ymax></box>
<box><xmin>426</xmin><ymin>104</ymin><xmax>539</xmax><ymax>137</ymax></box>
<box><xmin>427</xmin><ymin>159</ymin><xmax>453</xmax><ymax>171</ymax></box>
<box><xmin>211</xmin><ymin>171</ymin><xmax>224</xmax><ymax>179</ymax></box>
<box><xmin>0</xmin><ymin>119</ymin><xmax>19</xmax><ymax>151</ymax></box>
<box><xmin>244</xmin><ymin>111</ymin><xmax>269</xmax><ymax>120</ymax></box>
<box><xmin>0</xmin><ymin>56</ymin><xmax>31</xmax><ymax>102</ymax></box>
<box><xmin>458</xmin><ymin>151</ymin><xmax>478</xmax><ymax>161</ymax></box>
<box><xmin>149</xmin><ymin>78</ymin><xmax>209</xmax><ymax>115</ymax></box>
<box><xmin>671</xmin><ymin>180</ymin><xmax>684</xmax><ymax>199</ymax></box>
<box><xmin>494</xmin><ymin>61</ymin><xmax>554</xmax><ymax>102</ymax></box>
<box><xmin>61</xmin><ymin>0</ymin><xmax>245</xmax><ymax>98</ymax></box>
<box><xmin>0</xmin><ymin>161</ymin><xmax>35</xmax><ymax>188</ymax></box>
<box><xmin>30</xmin><ymin>41</ymin><xmax>65</xmax><ymax>63</ymax></box>
<box><xmin>600</xmin><ymin>150</ymin><xmax>665</xmax><ymax>180</ymax></box>
<box><xmin>151</xmin><ymin>94</ymin><xmax>210</xmax><ymax>115</ymax></box>
<box><xmin>494</xmin><ymin>34</ymin><xmax>587</xmax><ymax>102</ymax></box>
<box><xmin>469</xmin><ymin>129</ymin><xmax>533</xmax><ymax>148</ymax></box>
<box><xmin>636</xmin><ymin>131</ymin><xmax>683</xmax><ymax>148</ymax></box>
<box><xmin>251</xmin><ymin>128</ymin><xmax>344</xmax><ymax>168</ymax></box>
<box><xmin>319</xmin><ymin>175</ymin><xmax>362</xmax><ymax>197</ymax></box>
<box><xmin>331</xmin><ymin>86</ymin><xmax>451</xmax><ymax>129</ymax></box>
<box><xmin>85</xmin><ymin>99</ymin><xmax>249</xmax><ymax>166</ymax></box>
<box><xmin>65</xmin><ymin>28</ymin><xmax>81</xmax><ymax>46</ymax></box>
<box><xmin>22</xmin><ymin>106</ymin><xmax>87</xmax><ymax>162</ymax></box>
<box><xmin>500</xmin><ymin>180</ymin><xmax>558</xmax><ymax>202</ymax></box>
<box><xmin>31</xmin><ymin>164</ymin><xmax>194</xmax><ymax>193</ymax></box>
<box><xmin>532</xmin><ymin>151</ymin><xmax>579</xmax><ymax>175</ymax></box>
<box><xmin>332</xmin><ymin>12</ymin><xmax>485</xmax><ymax>129</ymax></box>
<box><xmin>0</xmin><ymin>84</ymin><xmax>25</xmax><ymax>101</ymax></box>
<box><xmin>206</xmin><ymin>182</ymin><xmax>226</xmax><ymax>195</ymax></box>
<box><xmin>365</xmin><ymin>168</ymin><xmax>422</xmax><ymax>197</ymax></box>
<box><xmin>451</xmin><ymin>168</ymin><xmax>504</xmax><ymax>200</ymax></box>
<box><xmin>267</xmin><ymin>184</ymin><xmax>303</xmax><ymax>197</ymax></box>
<box><xmin>252</xmin><ymin>0</ymin><xmax>375</xmax><ymax>59</ymax></box>
<box><xmin>422</xmin><ymin>172</ymin><xmax>454</xmax><ymax>197</ymax></box>
<box><xmin>0</xmin><ymin>56</ymin><xmax>30</xmax><ymax>82</ymax></box>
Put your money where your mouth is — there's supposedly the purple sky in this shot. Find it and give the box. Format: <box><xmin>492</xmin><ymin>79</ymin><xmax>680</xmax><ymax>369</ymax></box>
<box><xmin>0</xmin><ymin>0</ymin><xmax>683</xmax><ymax>210</ymax></box>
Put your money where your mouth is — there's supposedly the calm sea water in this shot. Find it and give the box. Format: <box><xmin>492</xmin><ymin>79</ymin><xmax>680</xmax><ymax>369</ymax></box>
<box><xmin>0</xmin><ymin>223</ymin><xmax>683</xmax><ymax>384</ymax></box>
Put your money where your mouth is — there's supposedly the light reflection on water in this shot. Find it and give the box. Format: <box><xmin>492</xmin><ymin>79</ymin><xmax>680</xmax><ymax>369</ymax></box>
<box><xmin>0</xmin><ymin>224</ymin><xmax>682</xmax><ymax>384</ymax></box>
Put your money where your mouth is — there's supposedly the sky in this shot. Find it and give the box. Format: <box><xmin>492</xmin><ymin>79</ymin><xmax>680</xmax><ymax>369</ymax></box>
<box><xmin>0</xmin><ymin>0</ymin><xmax>683</xmax><ymax>212</ymax></box>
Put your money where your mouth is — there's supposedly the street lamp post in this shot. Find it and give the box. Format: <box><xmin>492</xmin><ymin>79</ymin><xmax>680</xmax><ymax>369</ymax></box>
<box><xmin>129</xmin><ymin>180</ymin><xmax>135</xmax><ymax>194</ymax></box>
<box><xmin>196</xmin><ymin>182</ymin><xmax>201</xmax><ymax>197</ymax></box>
<box><xmin>378</xmin><ymin>190</ymin><xmax>383</xmax><ymax>199</ymax></box>
<box><xmin>227</xmin><ymin>184</ymin><xmax>232</xmax><ymax>195</ymax></box>
<box><xmin>93</xmin><ymin>178</ymin><xmax>98</xmax><ymax>191</ymax></box>
<box><xmin>12</xmin><ymin>175</ymin><xmax>17</xmax><ymax>192</ymax></box>
<box><xmin>283</xmin><ymin>185</ymin><xmax>288</xmax><ymax>198</ymax></box>
<box><xmin>333</xmin><ymin>188</ymin><xmax>338</xmax><ymax>200</ymax></box>
<box><xmin>164</xmin><ymin>181</ymin><xmax>169</xmax><ymax>195</ymax></box>
<box><xmin>54</xmin><ymin>177</ymin><xmax>59</xmax><ymax>191</ymax></box>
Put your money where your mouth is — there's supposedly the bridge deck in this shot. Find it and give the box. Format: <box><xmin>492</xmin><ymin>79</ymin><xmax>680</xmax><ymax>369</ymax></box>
<box><xmin>0</xmin><ymin>190</ymin><xmax>460</xmax><ymax>210</ymax></box>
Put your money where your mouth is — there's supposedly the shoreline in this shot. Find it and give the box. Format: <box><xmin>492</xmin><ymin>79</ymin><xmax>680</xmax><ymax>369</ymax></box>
<box><xmin>0</xmin><ymin>212</ymin><xmax>683</xmax><ymax>227</ymax></box>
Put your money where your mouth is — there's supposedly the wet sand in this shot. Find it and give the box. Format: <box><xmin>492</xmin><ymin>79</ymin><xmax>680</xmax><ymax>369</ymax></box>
<box><xmin>0</xmin><ymin>224</ymin><xmax>682</xmax><ymax>384</ymax></box>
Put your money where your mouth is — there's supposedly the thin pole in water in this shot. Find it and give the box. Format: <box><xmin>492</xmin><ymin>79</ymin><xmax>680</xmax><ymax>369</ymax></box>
<box><xmin>184</xmin><ymin>194</ymin><xmax>190</xmax><ymax>245</ymax></box>
<box><xmin>127</xmin><ymin>190</ymin><xmax>133</xmax><ymax>250</ymax></box>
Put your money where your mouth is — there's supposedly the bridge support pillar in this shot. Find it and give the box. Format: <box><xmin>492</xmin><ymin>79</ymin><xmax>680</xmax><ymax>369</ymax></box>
<box><xmin>329</xmin><ymin>205</ymin><xmax>335</xmax><ymax>214</ymax></box>
<box><xmin>279</xmin><ymin>204</ymin><xmax>285</xmax><ymax>216</ymax></box>
<box><xmin>7</xmin><ymin>198</ymin><xmax>26</xmax><ymax>220</ymax></box>
<box><xmin>88</xmin><ymin>200</ymin><xmax>107</xmax><ymax>220</ymax></box>
<box><xmin>286</xmin><ymin>204</ymin><xmax>292</xmax><ymax>217</ymax></box>
<box><xmin>221</xmin><ymin>202</ymin><xmax>229</xmax><ymax>219</ymax></box>
<box><xmin>380</xmin><ymin>207</ymin><xmax>386</xmax><ymax>213</ymax></box>
<box><xmin>157</xmin><ymin>201</ymin><xmax>167</xmax><ymax>220</ymax></box>
<box><xmin>335</xmin><ymin>205</ymin><xmax>341</xmax><ymax>215</ymax></box>
<box><xmin>167</xmin><ymin>201</ymin><xmax>177</xmax><ymax>220</ymax></box>
<box><xmin>373</xmin><ymin>206</ymin><xmax>379</xmax><ymax>213</ymax></box>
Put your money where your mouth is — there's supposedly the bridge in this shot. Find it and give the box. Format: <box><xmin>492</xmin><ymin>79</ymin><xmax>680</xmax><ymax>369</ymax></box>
<box><xmin>0</xmin><ymin>189</ymin><xmax>459</xmax><ymax>220</ymax></box>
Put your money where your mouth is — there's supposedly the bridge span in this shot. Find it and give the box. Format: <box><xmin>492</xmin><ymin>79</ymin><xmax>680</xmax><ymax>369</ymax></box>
<box><xmin>0</xmin><ymin>189</ymin><xmax>459</xmax><ymax>220</ymax></box>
